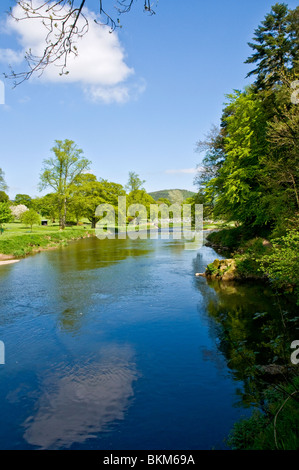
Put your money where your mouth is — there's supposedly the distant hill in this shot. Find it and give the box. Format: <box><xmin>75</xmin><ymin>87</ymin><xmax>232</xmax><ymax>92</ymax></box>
<box><xmin>148</xmin><ymin>189</ymin><xmax>196</xmax><ymax>204</ymax></box>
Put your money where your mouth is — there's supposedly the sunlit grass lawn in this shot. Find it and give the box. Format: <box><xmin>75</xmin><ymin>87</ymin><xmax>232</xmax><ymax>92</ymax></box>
<box><xmin>0</xmin><ymin>221</ymin><xmax>94</xmax><ymax>257</ymax></box>
<box><xmin>1</xmin><ymin>221</ymin><xmax>92</xmax><ymax>238</ymax></box>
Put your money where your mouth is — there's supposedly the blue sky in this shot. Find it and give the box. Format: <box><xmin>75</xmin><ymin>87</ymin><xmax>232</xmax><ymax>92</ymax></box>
<box><xmin>0</xmin><ymin>0</ymin><xmax>297</xmax><ymax>199</ymax></box>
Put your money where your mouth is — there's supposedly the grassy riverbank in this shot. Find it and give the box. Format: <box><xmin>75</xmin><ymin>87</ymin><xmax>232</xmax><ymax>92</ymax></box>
<box><xmin>0</xmin><ymin>222</ymin><xmax>95</xmax><ymax>258</ymax></box>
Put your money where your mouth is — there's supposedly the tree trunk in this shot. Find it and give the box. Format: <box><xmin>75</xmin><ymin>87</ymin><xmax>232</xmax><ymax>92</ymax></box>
<box><xmin>290</xmin><ymin>173</ymin><xmax>299</xmax><ymax>210</ymax></box>
<box><xmin>60</xmin><ymin>197</ymin><xmax>67</xmax><ymax>229</ymax></box>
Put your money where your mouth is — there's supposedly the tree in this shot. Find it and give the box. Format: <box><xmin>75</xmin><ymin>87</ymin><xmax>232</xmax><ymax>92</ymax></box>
<box><xmin>265</xmin><ymin>86</ymin><xmax>299</xmax><ymax>212</ymax></box>
<box><xmin>39</xmin><ymin>139</ymin><xmax>90</xmax><ymax>229</ymax></box>
<box><xmin>203</xmin><ymin>89</ymin><xmax>269</xmax><ymax>226</ymax></box>
<box><xmin>14</xmin><ymin>194</ymin><xmax>33</xmax><ymax>208</ymax></box>
<box><xmin>10</xmin><ymin>204</ymin><xmax>29</xmax><ymax>219</ymax></box>
<box><xmin>0</xmin><ymin>169</ymin><xmax>7</xmax><ymax>192</ymax></box>
<box><xmin>68</xmin><ymin>173</ymin><xmax>100</xmax><ymax>227</ymax></box>
<box><xmin>157</xmin><ymin>198</ymin><xmax>172</xmax><ymax>206</ymax></box>
<box><xmin>184</xmin><ymin>191</ymin><xmax>213</xmax><ymax>222</ymax></box>
<box><xmin>245</xmin><ymin>3</ymin><xmax>299</xmax><ymax>89</ymax></box>
<box><xmin>0</xmin><ymin>202</ymin><xmax>12</xmax><ymax>234</ymax></box>
<box><xmin>69</xmin><ymin>174</ymin><xmax>126</xmax><ymax>228</ymax></box>
<box><xmin>127</xmin><ymin>189</ymin><xmax>156</xmax><ymax>219</ymax></box>
<box><xmin>21</xmin><ymin>208</ymin><xmax>41</xmax><ymax>231</ymax></box>
<box><xmin>0</xmin><ymin>191</ymin><xmax>9</xmax><ymax>203</ymax></box>
<box><xmin>194</xmin><ymin>124</ymin><xmax>225</xmax><ymax>189</ymax></box>
<box><xmin>6</xmin><ymin>1</ymin><xmax>156</xmax><ymax>85</ymax></box>
<box><xmin>125</xmin><ymin>172</ymin><xmax>146</xmax><ymax>193</ymax></box>
<box><xmin>33</xmin><ymin>193</ymin><xmax>59</xmax><ymax>222</ymax></box>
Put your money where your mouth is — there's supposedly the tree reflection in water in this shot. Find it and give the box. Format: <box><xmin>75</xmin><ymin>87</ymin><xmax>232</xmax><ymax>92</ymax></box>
<box><xmin>193</xmin><ymin>266</ymin><xmax>299</xmax><ymax>409</ymax></box>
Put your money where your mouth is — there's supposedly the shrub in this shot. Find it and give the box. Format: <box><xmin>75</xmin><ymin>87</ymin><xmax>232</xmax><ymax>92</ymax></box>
<box><xmin>259</xmin><ymin>229</ymin><xmax>299</xmax><ymax>303</ymax></box>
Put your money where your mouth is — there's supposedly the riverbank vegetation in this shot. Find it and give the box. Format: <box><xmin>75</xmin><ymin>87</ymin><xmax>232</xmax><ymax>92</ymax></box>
<box><xmin>0</xmin><ymin>1</ymin><xmax>298</xmax><ymax>451</ymax></box>
<box><xmin>0</xmin><ymin>222</ymin><xmax>94</xmax><ymax>258</ymax></box>
<box><xmin>191</xmin><ymin>2</ymin><xmax>299</xmax><ymax>449</ymax></box>
<box><xmin>191</xmin><ymin>2</ymin><xmax>299</xmax><ymax>301</ymax></box>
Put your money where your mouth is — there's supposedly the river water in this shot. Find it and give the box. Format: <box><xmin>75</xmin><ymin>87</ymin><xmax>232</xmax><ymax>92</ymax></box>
<box><xmin>0</xmin><ymin>234</ymin><xmax>290</xmax><ymax>449</ymax></box>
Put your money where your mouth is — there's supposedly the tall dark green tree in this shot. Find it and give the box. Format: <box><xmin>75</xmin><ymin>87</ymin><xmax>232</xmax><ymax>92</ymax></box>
<box><xmin>245</xmin><ymin>3</ymin><xmax>299</xmax><ymax>89</ymax></box>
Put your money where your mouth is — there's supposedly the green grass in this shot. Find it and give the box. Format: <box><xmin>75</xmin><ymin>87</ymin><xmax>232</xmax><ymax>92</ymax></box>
<box><xmin>0</xmin><ymin>221</ymin><xmax>94</xmax><ymax>257</ymax></box>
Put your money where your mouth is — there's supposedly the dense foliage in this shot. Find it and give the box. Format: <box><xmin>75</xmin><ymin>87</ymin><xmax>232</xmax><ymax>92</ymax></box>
<box><xmin>194</xmin><ymin>3</ymin><xmax>299</xmax><ymax>297</ymax></box>
<box><xmin>193</xmin><ymin>3</ymin><xmax>299</xmax><ymax>449</ymax></box>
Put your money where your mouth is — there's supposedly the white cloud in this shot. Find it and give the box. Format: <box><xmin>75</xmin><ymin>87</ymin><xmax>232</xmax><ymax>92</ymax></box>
<box><xmin>0</xmin><ymin>2</ymin><xmax>144</xmax><ymax>103</ymax></box>
<box><xmin>85</xmin><ymin>78</ymin><xmax>147</xmax><ymax>104</ymax></box>
<box><xmin>165</xmin><ymin>168</ymin><xmax>197</xmax><ymax>174</ymax></box>
<box><xmin>0</xmin><ymin>48</ymin><xmax>24</xmax><ymax>65</ymax></box>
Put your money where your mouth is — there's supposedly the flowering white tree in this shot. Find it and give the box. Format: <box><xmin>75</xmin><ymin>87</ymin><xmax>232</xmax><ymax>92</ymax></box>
<box><xmin>10</xmin><ymin>204</ymin><xmax>29</xmax><ymax>220</ymax></box>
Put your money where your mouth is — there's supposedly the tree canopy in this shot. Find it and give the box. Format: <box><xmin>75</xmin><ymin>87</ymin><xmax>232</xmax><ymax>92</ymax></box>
<box><xmin>125</xmin><ymin>171</ymin><xmax>146</xmax><ymax>193</ymax></box>
<box><xmin>0</xmin><ymin>202</ymin><xmax>12</xmax><ymax>232</ymax></box>
<box><xmin>245</xmin><ymin>3</ymin><xmax>299</xmax><ymax>89</ymax></box>
<box><xmin>14</xmin><ymin>194</ymin><xmax>33</xmax><ymax>208</ymax></box>
<box><xmin>195</xmin><ymin>3</ymin><xmax>299</xmax><ymax>234</ymax></box>
<box><xmin>39</xmin><ymin>139</ymin><xmax>90</xmax><ymax>229</ymax></box>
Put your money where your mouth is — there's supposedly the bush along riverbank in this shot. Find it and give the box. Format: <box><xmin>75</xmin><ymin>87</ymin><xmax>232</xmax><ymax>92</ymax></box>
<box><xmin>202</xmin><ymin>225</ymin><xmax>299</xmax><ymax>449</ymax></box>
<box><xmin>204</xmin><ymin>226</ymin><xmax>299</xmax><ymax>305</ymax></box>
<box><xmin>0</xmin><ymin>228</ymin><xmax>95</xmax><ymax>258</ymax></box>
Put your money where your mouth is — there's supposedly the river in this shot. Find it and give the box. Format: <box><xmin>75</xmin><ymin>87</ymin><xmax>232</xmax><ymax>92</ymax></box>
<box><xmin>0</xmin><ymin>234</ymin><xmax>292</xmax><ymax>449</ymax></box>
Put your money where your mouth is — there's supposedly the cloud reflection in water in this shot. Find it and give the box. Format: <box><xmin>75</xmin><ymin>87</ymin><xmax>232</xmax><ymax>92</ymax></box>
<box><xmin>23</xmin><ymin>345</ymin><xmax>137</xmax><ymax>449</ymax></box>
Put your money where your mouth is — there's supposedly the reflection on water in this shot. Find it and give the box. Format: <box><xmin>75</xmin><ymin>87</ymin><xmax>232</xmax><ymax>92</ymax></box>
<box><xmin>23</xmin><ymin>345</ymin><xmax>137</xmax><ymax>449</ymax></box>
<box><xmin>0</xmin><ymin>236</ymin><xmax>296</xmax><ymax>449</ymax></box>
<box><xmin>196</xmin><ymin>277</ymin><xmax>298</xmax><ymax>408</ymax></box>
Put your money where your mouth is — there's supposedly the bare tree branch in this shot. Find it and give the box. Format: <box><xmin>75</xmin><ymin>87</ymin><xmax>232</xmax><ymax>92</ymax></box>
<box><xmin>4</xmin><ymin>0</ymin><xmax>156</xmax><ymax>86</ymax></box>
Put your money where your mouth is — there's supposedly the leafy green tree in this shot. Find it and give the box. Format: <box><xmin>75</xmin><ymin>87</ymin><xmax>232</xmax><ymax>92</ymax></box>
<box><xmin>20</xmin><ymin>209</ymin><xmax>41</xmax><ymax>232</ymax></box>
<box><xmin>127</xmin><ymin>189</ymin><xmax>156</xmax><ymax>219</ymax></box>
<box><xmin>14</xmin><ymin>194</ymin><xmax>33</xmax><ymax>208</ymax></box>
<box><xmin>69</xmin><ymin>174</ymin><xmax>126</xmax><ymax>228</ymax></box>
<box><xmin>0</xmin><ymin>202</ymin><xmax>12</xmax><ymax>234</ymax></box>
<box><xmin>33</xmin><ymin>193</ymin><xmax>59</xmax><ymax>222</ymax></box>
<box><xmin>157</xmin><ymin>198</ymin><xmax>172</xmax><ymax>206</ymax></box>
<box><xmin>265</xmin><ymin>81</ymin><xmax>299</xmax><ymax>213</ymax></box>
<box><xmin>0</xmin><ymin>191</ymin><xmax>9</xmax><ymax>203</ymax></box>
<box><xmin>245</xmin><ymin>3</ymin><xmax>299</xmax><ymax>89</ymax></box>
<box><xmin>205</xmin><ymin>89</ymin><xmax>269</xmax><ymax>226</ymax></box>
<box><xmin>39</xmin><ymin>139</ymin><xmax>91</xmax><ymax>229</ymax></box>
<box><xmin>125</xmin><ymin>172</ymin><xmax>146</xmax><ymax>193</ymax></box>
<box><xmin>184</xmin><ymin>191</ymin><xmax>213</xmax><ymax>222</ymax></box>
